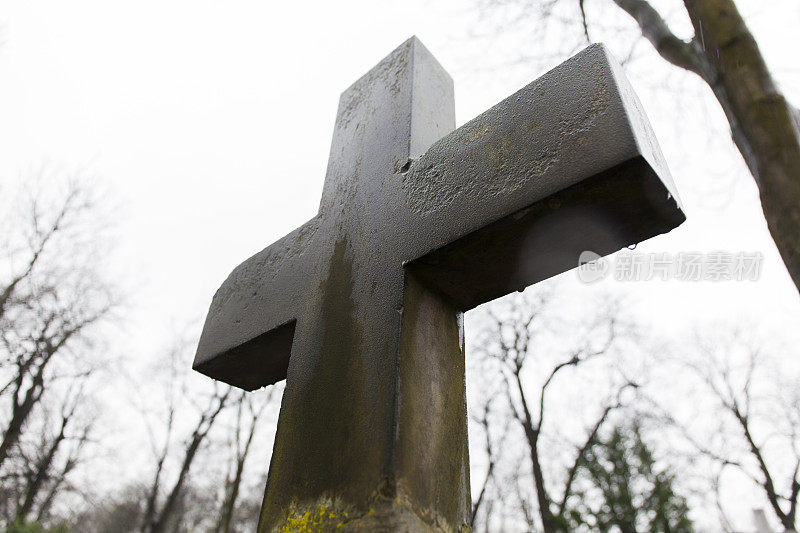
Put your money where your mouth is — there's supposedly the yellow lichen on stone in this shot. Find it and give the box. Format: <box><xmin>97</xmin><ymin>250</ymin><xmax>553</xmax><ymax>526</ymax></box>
<box><xmin>280</xmin><ymin>504</ymin><xmax>343</xmax><ymax>532</ymax></box>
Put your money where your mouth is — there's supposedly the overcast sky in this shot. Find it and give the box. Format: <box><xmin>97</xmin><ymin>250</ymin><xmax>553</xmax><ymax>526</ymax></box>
<box><xmin>1</xmin><ymin>1</ymin><xmax>799</xmax><ymax>527</ymax></box>
<box><xmin>2</xmin><ymin>0</ymin><xmax>799</xmax><ymax>353</ymax></box>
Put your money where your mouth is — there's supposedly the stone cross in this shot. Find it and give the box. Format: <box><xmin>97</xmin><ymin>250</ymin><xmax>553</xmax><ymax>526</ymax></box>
<box><xmin>193</xmin><ymin>37</ymin><xmax>684</xmax><ymax>531</ymax></box>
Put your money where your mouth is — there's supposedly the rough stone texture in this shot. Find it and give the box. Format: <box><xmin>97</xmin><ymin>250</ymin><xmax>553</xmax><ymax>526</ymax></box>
<box><xmin>193</xmin><ymin>37</ymin><xmax>685</xmax><ymax>532</ymax></box>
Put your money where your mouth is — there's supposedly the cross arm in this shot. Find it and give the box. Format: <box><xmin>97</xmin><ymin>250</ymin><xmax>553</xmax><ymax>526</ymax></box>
<box><xmin>402</xmin><ymin>43</ymin><xmax>685</xmax><ymax>309</ymax></box>
<box><xmin>192</xmin><ymin>217</ymin><xmax>321</xmax><ymax>390</ymax></box>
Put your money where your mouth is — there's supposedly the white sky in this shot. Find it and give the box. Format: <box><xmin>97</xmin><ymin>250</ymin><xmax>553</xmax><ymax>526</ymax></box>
<box><xmin>1</xmin><ymin>0</ymin><xmax>799</xmax><ymax>529</ymax></box>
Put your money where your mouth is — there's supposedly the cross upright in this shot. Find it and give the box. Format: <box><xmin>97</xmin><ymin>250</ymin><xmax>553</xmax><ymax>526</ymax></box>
<box><xmin>193</xmin><ymin>37</ymin><xmax>685</xmax><ymax>532</ymax></box>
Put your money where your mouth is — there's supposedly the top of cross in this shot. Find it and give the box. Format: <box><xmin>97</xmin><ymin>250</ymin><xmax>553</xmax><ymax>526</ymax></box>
<box><xmin>194</xmin><ymin>38</ymin><xmax>683</xmax><ymax>391</ymax></box>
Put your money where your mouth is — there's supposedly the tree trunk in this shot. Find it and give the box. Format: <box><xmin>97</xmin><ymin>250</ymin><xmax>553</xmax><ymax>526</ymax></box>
<box><xmin>0</xmin><ymin>330</ymin><xmax>78</xmax><ymax>468</ymax></box>
<box><xmin>682</xmin><ymin>0</ymin><xmax>800</xmax><ymax>293</ymax></box>
<box><xmin>141</xmin><ymin>454</ymin><xmax>166</xmax><ymax>533</ymax></box>
<box><xmin>149</xmin><ymin>390</ymin><xmax>228</xmax><ymax>533</ymax></box>
<box><xmin>16</xmin><ymin>420</ymin><xmax>68</xmax><ymax>521</ymax></box>
<box><xmin>217</xmin><ymin>457</ymin><xmax>246</xmax><ymax>533</ymax></box>
<box><xmin>149</xmin><ymin>433</ymin><xmax>203</xmax><ymax>533</ymax></box>
<box><xmin>0</xmin><ymin>369</ymin><xmax>45</xmax><ymax>468</ymax></box>
<box><xmin>527</xmin><ymin>427</ymin><xmax>557</xmax><ymax>533</ymax></box>
<box><xmin>513</xmin><ymin>373</ymin><xmax>557</xmax><ymax>532</ymax></box>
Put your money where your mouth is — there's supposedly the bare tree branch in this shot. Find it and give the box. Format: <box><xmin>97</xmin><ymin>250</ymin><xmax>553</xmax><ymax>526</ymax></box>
<box><xmin>145</xmin><ymin>385</ymin><xmax>231</xmax><ymax>533</ymax></box>
<box><xmin>611</xmin><ymin>0</ymin><xmax>705</xmax><ymax>74</ymax></box>
<box><xmin>216</xmin><ymin>389</ymin><xmax>271</xmax><ymax>533</ymax></box>
<box><xmin>471</xmin><ymin>397</ymin><xmax>498</xmax><ymax>529</ymax></box>
<box><xmin>577</xmin><ymin>0</ymin><xmax>590</xmax><ymax>42</ymax></box>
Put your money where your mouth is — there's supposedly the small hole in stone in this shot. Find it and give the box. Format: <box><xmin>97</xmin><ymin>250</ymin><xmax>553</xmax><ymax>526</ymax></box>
<box><xmin>399</xmin><ymin>159</ymin><xmax>412</xmax><ymax>173</ymax></box>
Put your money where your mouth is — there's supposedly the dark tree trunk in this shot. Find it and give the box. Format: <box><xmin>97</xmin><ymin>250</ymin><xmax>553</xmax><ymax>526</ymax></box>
<box><xmin>149</xmin><ymin>433</ymin><xmax>203</xmax><ymax>533</ymax></box>
<box><xmin>683</xmin><ymin>0</ymin><xmax>800</xmax><ymax>294</ymax></box>
<box><xmin>614</xmin><ymin>0</ymin><xmax>800</xmax><ymax>294</ymax></box>
<box><xmin>513</xmin><ymin>372</ymin><xmax>557</xmax><ymax>532</ymax></box>
<box><xmin>16</xmin><ymin>418</ymin><xmax>68</xmax><ymax>520</ymax></box>
<box><xmin>217</xmin><ymin>456</ymin><xmax>246</xmax><ymax>533</ymax></box>
<box><xmin>146</xmin><ymin>390</ymin><xmax>228</xmax><ymax>533</ymax></box>
<box><xmin>0</xmin><ymin>368</ymin><xmax>45</xmax><ymax>468</ymax></box>
<box><xmin>0</xmin><ymin>329</ymin><xmax>79</xmax><ymax>469</ymax></box>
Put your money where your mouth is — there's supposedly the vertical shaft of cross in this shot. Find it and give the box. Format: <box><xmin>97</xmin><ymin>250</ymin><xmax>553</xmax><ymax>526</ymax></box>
<box><xmin>395</xmin><ymin>274</ymin><xmax>471</xmax><ymax>526</ymax></box>
<box><xmin>256</xmin><ymin>38</ymin><xmax>469</xmax><ymax>531</ymax></box>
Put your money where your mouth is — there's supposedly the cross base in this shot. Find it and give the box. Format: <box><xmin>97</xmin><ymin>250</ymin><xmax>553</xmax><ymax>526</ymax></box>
<box><xmin>278</xmin><ymin>489</ymin><xmax>469</xmax><ymax>532</ymax></box>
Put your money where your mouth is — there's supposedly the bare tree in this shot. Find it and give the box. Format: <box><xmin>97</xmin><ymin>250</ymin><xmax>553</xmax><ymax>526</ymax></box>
<box><xmin>15</xmin><ymin>382</ymin><xmax>93</xmax><ymax>523</ymax></box>
<box><xmin>0</xmin><ymin>177</ymin><xmax>116</xmax><ymax>466</ymax></box>
<box><xmin>136</xmin><ymin>339</ymin><xmax>233</xmax><ymax>533</ymax></box>
<box><xmin>215</xmin><ymin>388</ymin><xmax>273</xmax><ymax>533</ymax></box>
<box><xmin>150</xmin><ymin>386</ymin><xmax>229</xmax><ymax>533</ymax></box>
<box><xmin>0</xmin><ymin>175</ymin><xmax>118</xmax><ymax>528</ymax></box>
<box><xmin>0</xmin><ymin>378</ymin><xmax>96</xmax><ymax>526</ymax></box>
<box><xmin>469</xmin><ymin>288</ymin><xmax>638</xmax><ymax>532</ymax></box>
<box><xmin>677</xmin><ymin>332</ymin><xmax>800</xmax><ymax>531</ymax></box>
<box><xmin>476</xmin><ymin>0</ymin><xmax>800</xmax><ymax>294</ymax></box>
<box><xmin>469</xmin><ymin>394</ymin><xmax>507</xmax><ymax>531</ymax></box>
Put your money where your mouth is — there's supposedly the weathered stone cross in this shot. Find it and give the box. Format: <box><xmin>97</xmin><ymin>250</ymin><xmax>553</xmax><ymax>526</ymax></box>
<box><xmin>194</xmin><ymin>37</ymin><xmax>684</xmax><ymax>531</ymax></box>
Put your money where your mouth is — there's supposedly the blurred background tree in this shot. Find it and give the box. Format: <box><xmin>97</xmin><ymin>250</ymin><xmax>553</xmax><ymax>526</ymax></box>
<box><xmin>0</xmin><ymin>176</ymin><xmax>280</xmax><ymax>532</ymax></box>
<box><xmin>466</xmin><ymin>286</ymin><xmax>799</xmax><ymax>532</ymax></box>
<box><xmin>565</xmin><ymin>422</ymin><xmax>694</xmax><ymax>531</ymax></box>
<box><xmin>0</xmin><ymin>175</ymin><xmax>118</xmax><ymax>528</ymax></box>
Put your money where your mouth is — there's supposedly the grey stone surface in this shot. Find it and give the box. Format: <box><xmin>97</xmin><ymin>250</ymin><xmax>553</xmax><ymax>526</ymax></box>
<box><xmin>193</xmin><ymin>37</ymin><xmax>685</xmax><ymax>531</ymax></box>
